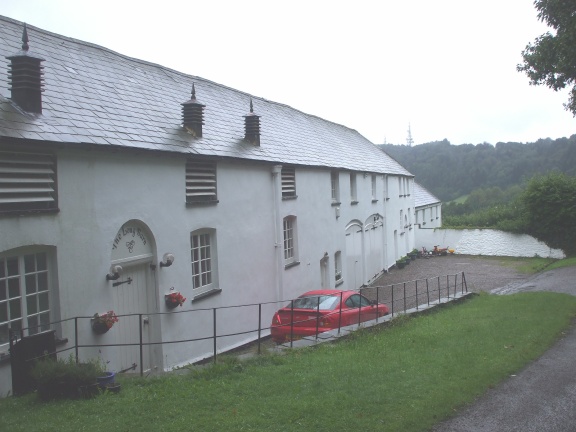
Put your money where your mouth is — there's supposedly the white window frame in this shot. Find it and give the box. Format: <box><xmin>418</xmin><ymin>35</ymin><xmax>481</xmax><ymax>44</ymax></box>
<box><xmin>0</xmin><ymin>249</ymin><xmax>53</xmax><ymax>351</ymax></box>
<box><xmin>190</xmin><ymin>228</ymin><xmax>219</xmax><ymax>297</ymax></box>
<box><xmin>283</xmin><ymin>216</ymin><xmax>298</xmax><ymax>267</ymax></box>
<box><xmin>371</xmin><ymin>175</ymin><xmax>377</xmax><ymax>201</ymax></box>
<box><xmin>331</xmin><ymin>171</ymin><xmax>340</xmax><ymax>203</ymax></box>
<box><xmin>186</xmin><ymin>159</ymin><xmax>217</xmax><ymax>204</ymax></box>
<box><xmin>335</xmin><ymin>251</ymin><xmax>343</xmax><ymax>286</ymax></box>
<box><xmin>350</xmin><ymin>173</ymin><xmax>357</xmax><ymax>203</ymax></box>
<box><xmin>383</xmin><ymin>175</ymin><xmax>389</xmax><ymax>200</ymax></box>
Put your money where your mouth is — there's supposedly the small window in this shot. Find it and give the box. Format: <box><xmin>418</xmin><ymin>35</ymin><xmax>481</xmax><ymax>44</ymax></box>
<box><xmin>331</xmin><ymin>171</ymin><xmax>340</xmax><ymax>203</ymax></box>
<box><xmin>281</xmin><ymin>167</ymin><xmax>296</xmax><ymax>199</ymax></box>
<box><xmin>283</xmin><ymin>216</ymin><xmax>298</xmax><ymax>266</ymax></box>
<box><xmin>0</xmin><ymin>150</ymin><xmax>58</xmax><ymax>214</ymax></box>
<box><xmin>335</xmin><ymin>251</ymin><xmax>343</xmax><ymax>285</ymax></box>
<box><xmin>0</xmin><ymin>251</ymin><xmax>52</xmax><ymax>349</ymax></box>
<box><xmin>383</xmin><ymin>175</ymin><xmax>389</xmax><ymax>200</ymax></box>
<box><xmin>190</xmin><ymin>229</ymin><xmax>218</xmax><ymax>295</ymax></box>
<box><xmin>186</xmin><ymin>160</ymin><xmax>217</xmax><ymax>204</ymax></box>
<box><xmin>350</xmin><ymin>173</ymin><xmax>357</xmax><ymax>203</ymax></box>
<box><xmin>371</xmin><ymin>175</ymin><xmax>377</xmax><ymax>201</ymax></box>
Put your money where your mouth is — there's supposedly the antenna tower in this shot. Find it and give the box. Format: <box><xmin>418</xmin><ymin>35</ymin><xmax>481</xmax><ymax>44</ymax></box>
<box><xmin>406</xmin><ymin>123</ymin><xmax>414</xmax><ymax>147</ymax></box>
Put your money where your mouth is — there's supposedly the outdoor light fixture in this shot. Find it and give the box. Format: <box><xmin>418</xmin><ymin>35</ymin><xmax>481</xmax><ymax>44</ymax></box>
<box><xmin>160</xmin><ymin>253</ymin><xmax>175</xmax><ymax>268</ymax></box>
<box><xmin>106</xmin><ymin>265</ymin><xmax>123</xmax><ymax>281</ymax></box>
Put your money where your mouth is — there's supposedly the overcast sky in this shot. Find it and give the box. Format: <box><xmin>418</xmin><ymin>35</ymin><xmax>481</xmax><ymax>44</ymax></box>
<box><xmin>2</xmin><ymin>0</ymin><xmax>574</xmax><ymax>145</ymax></box>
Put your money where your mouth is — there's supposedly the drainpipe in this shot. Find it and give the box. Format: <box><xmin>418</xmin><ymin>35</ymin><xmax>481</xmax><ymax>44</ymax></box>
<box><xmin>271</xmin><ymin>165</ymin><xmax>284</xmax><ymax>303</ymax></box>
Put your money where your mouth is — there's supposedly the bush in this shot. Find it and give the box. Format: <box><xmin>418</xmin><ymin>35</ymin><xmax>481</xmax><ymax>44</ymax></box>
<box><xmin>30</xmin><ymin>355</ymin><xmax>105</xmax><ymax>400</ymax></box>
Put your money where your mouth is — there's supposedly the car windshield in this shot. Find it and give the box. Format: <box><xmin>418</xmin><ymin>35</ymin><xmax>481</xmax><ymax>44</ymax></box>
<box><xmin>287</xmin><ymin>294</ymin><xmax>340</xmax><ymax>310</ymax></box>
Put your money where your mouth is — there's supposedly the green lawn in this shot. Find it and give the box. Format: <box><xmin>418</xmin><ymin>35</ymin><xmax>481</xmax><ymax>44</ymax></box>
<box><xmin>1</xmin><ymin>291</ymin><xmax>575</xmax><ymax>431</ymax></box>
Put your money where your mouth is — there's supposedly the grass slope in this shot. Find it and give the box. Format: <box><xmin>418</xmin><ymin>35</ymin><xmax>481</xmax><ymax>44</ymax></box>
<box><xmin>1</xmin><ymin>292</ymin><xmax>575</xmax><ymax>432</ymax></box>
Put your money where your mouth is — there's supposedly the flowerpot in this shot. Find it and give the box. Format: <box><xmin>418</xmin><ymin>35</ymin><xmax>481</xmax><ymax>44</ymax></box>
<box><xmin>396</xmin><ymin>262</ymin><xmax>405</xmax><ymax>269</ymax></box>
<box><xmin>165</xmin><ymin>298</ymin><xmax>179</xmax><ymax>309</ymax></box>
<box><xmin>91</xmin><ymin>320</ymin><xmax>109</xmax><ymax>335</ymax></box>
<box><xmin>97</xmin><ymin>372</ymin><xmax>115</xmax><ymax>389</ymax></box>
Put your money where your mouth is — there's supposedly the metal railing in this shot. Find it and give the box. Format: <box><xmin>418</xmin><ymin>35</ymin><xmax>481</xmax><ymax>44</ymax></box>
<box><xmin>9</xmin><ymin>272</ymin><xmax>467</xmax><ymax>376</ymax></box>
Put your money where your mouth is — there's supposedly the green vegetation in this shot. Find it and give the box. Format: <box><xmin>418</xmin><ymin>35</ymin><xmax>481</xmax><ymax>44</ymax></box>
<box><xmin>495</xmin><ymin>256</ymin><xmax>556</xmax><ymax>274</ymax></box>
<box><xmin>2</xmin><ymin>292</ymin><xmax>576</xmax><ymax>432</ymax></box>
<box><xmin>379</xmin><ymin>137</ymin><xmax>576</xmax><ymax>202</ymax></box>
<box><xmin>518</xmin><ymin>0</ymin><xmax>576</xmax><ymax>115</ymax></box>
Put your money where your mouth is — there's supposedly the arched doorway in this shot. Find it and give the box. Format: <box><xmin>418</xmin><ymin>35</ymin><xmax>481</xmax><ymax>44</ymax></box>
<box><xmin>108</xmin><ymin>221</ymin><xmax>161</xmax><ymax>374</ymax></box>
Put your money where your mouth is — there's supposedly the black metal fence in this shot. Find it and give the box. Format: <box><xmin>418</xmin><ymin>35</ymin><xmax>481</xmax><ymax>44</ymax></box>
<box><xmin>9</xmin><ymin>272</ymin><xmax>467</xmax><ymax>379</ymax></box>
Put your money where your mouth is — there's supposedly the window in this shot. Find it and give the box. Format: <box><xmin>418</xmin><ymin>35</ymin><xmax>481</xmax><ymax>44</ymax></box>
<box><xmin>0</xmin><ymin>251</ymin><xmax>51</xmax><ymax>349</ymax></box>
<box><xmin>406</xmin><ymin>178</ymin><xmax>411</xmax><ymax>196</ymax></box>
<box><xmin>281</xmin><ymin>167</ymin><xmax>296</xmax><ymax>199</ymax></box>
<box><xmin>330</xmin><ymin>171</ymin><xmax>340</xmax><ymax>203</ymax></box>
<box><xmin>383</xmin><ymin>175</ymin><xmax>389</xmax><ymax>200</ymax></box>
<box><xmin>190</xmin><ymin>229</ymin><xmax>218</xmax><ymax>295</ymax></box>
<box><xmin>345</xmin><ymin>294</ymin><xmax>371</xmax><ymax>308</ymax></box>
<box><xmin>335</xmin><ymin>251</ymin><xmax>343</xmax><ymax>285</ymax></box>
<box><xmin>0</xmin><ymin>149</ymin><xmax>58</xmax><ymax>214</ymax></box>
<box><xmin>186</xmin><ymin>160</ymin><xmax>217</xmax><ymax>204</ymax></box>
<box><xmin>398</xmin><ymin>177</ymin><xmax>402</xmax><ymax>197</ymax></box>
<box><xmin>371</xmin><ymin>175</ymin><xmax>377</xmax><ymax>201</ymax></box>
<box><xmin>350</xmin><ymin>173</ymin><xmax>357</xmax><ymax>203</ymax></box>
<box><xmin>283</xmin><ymin>216</ymin><xmax>298</xmax><ymax>266</ymax></box>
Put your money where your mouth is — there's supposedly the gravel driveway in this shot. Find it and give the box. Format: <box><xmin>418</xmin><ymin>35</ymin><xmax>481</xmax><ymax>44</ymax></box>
<box><xmin>417</xmin><ymin>259</ymin><xmax>576</xmax><ymax>432</ymax></box>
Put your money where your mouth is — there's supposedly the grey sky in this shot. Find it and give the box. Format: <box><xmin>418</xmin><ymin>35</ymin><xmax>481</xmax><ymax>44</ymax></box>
<box><xmin>2</xmin><ymin>0</ymin><xmax>573</xmax><ymax>145</ymax></box>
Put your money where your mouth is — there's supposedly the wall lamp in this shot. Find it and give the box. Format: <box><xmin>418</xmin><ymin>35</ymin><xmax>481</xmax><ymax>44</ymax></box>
<box><xmin>160</xmin><ymin>253</ymin><xmax>175</xmax><ymax>268</ymax></box>
<box><xmin>106</xmin><ymin>265</ymin><xmax>123</xmax><ymax>281</ymax></box>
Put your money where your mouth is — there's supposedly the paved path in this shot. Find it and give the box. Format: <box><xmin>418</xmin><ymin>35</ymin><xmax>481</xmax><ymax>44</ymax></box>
<box><xmin>431</xmin><ymin>266</ymin><xmax>576</xmax><ymax>432</ymax></box>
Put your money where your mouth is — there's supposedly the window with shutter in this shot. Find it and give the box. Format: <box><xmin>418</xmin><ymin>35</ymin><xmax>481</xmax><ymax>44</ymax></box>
<box><xmin>0</xmin><ymin>150</ymin><xmax>57</xmax><ymax>213</ymax></box>
<box><xmin>281</xmin><ymin>167</ymin><xmax>296</xmax><ymax>199</ymax></box>
<box><xmin>185</xmin><ymin>160</ymin><xmax>217</xmax><ymax>204</ymax></box>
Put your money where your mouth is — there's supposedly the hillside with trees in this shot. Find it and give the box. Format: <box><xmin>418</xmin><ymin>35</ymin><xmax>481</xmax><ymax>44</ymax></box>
<box><xmin>379</xmin><ymin>135</ymin><xmax>576</xmax><ymax>202</ymax></box>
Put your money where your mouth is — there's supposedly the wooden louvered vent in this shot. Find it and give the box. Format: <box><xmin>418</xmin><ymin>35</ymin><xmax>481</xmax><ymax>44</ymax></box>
<box><xmin>281</xmin><ymin>167</ymin><xmax>296</xmax><ymax>198</ymax></box>
<box><xmin>0</xmin><ymin>150</ymin><xmax>57</xmax><ymax>213</ymax></box>
<box><xmin>185</xmin><ymin>160</ymin><xmax>217</xmax><ymax>204</ymax></box>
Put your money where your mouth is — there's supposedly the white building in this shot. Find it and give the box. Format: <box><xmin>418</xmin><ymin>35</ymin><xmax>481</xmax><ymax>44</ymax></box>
<box><xmin>0</xmin><ymin>16</ymin><xmax>415</xmax><ymax>395</ymax></box>
<box><xmin>414</xmin><ymin>182</ymin><xmax>442</xmax><ymax>229</ymax></box>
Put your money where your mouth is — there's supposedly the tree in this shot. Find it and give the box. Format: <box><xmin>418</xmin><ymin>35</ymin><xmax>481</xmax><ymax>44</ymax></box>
<box><xmin>517</xmin><ymin>1</ymin><xmax>576</xmax><ymax>114</ymax></box>
<box><xmin>520</xmin><ymin>172</ymin><xmax>576</xmax><ymax>256</ymax></box>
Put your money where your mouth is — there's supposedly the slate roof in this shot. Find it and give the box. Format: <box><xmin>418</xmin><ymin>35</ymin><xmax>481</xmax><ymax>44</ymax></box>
<box><xmin>413</xmin><ymin>182</ymin><xmax>441</xmax><ymax>207</ymax></box>
<box><xmin>0</xmin><ymin>16</ymin><xmax>412</xmax><ymax>176</ymax></box>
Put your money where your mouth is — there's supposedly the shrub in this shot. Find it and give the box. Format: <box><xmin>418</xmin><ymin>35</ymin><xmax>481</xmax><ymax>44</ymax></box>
<box><xmin>30</xmin><ymin>355</ymin><xmax>105</xmax><ymax>400</ymax></box>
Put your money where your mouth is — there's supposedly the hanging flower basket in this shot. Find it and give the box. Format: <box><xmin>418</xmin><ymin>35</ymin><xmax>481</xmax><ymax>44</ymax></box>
<box><xmin>91</xmin><ymin>311</ymin><xmax>119</xmax><ymax>334</ymax></box>
<box><xmin>165</xmin><ymin>289</ymin><xmax>186</xmax><ymax>309</ymax></box>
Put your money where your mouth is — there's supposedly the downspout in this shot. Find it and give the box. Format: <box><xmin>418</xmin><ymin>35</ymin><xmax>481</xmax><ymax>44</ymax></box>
<box><xmin>271</xmin><ymin>165</ymin><xmax>283</xmax><ymax>303</ymax></box>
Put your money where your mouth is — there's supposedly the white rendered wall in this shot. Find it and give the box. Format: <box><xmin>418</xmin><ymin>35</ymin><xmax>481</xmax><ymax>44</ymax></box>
<box><xmin>416</xmin><ymin>228</ymin><xmax>565</xmax><ymax>258</ymax></box>
<box><xmin>0</xmin><ymin>148</ymin><xmax>415</xmax><ymax>394</ymax></box>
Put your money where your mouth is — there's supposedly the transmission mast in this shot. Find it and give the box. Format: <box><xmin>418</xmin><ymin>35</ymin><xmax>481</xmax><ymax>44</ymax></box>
<box><xmin>406</xmin><ymin>123</ymin><xmax>414</xmax><ymax>147</ymax></box>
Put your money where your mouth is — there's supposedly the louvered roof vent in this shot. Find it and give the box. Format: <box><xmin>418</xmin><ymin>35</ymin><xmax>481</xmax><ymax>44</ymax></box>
<box><xmin>6</xmin><ymin>24</ymin><xmax>45</xmax><ymax>114</ymax></box>
<box><xmin>244</xmin><ymin>99</ymin><xmax>260</xmax><ymax>146</ymax></box>
<box><xmin>181</xmin><ymin>83</ymin><xmax>205</xmax><ymax>137</ymax></box>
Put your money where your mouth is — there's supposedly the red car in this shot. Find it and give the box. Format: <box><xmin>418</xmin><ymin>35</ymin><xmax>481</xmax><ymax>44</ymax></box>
<box><xmin>270</xmin><ymin>289</ymin><xmax>389</xmax><ymax>343</ymax></box>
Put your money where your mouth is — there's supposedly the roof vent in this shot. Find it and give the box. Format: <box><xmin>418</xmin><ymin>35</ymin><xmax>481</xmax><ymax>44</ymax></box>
<box><xmin>181</xmin><ymin>83</ymin><xmax>205</xmax><ymax>137</ymax></box>
<box><xmin>6</xmin><ymin>24</ymin><xmax>45</xmax><ymax>114</ymax></box>
<box><xmin>244</xmin><ymin>99</ymin><xmax>260</xmax><ymax>146</ymax></box>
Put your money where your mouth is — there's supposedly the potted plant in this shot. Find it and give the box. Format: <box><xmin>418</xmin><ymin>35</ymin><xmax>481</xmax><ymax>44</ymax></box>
<box><xmin>91</xmin><ymin>310</ymin><xmax>119</xmax><ymax>334</ymax></box>
<box><xmin>165</xmin><ymin>288</ymin><xmax>186</xmax><ymax>309</ymax></box>
<box><xmin>396</xmin><ymin>259</ymin><xmax>405</xmax><ymax>269</ymax></box>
